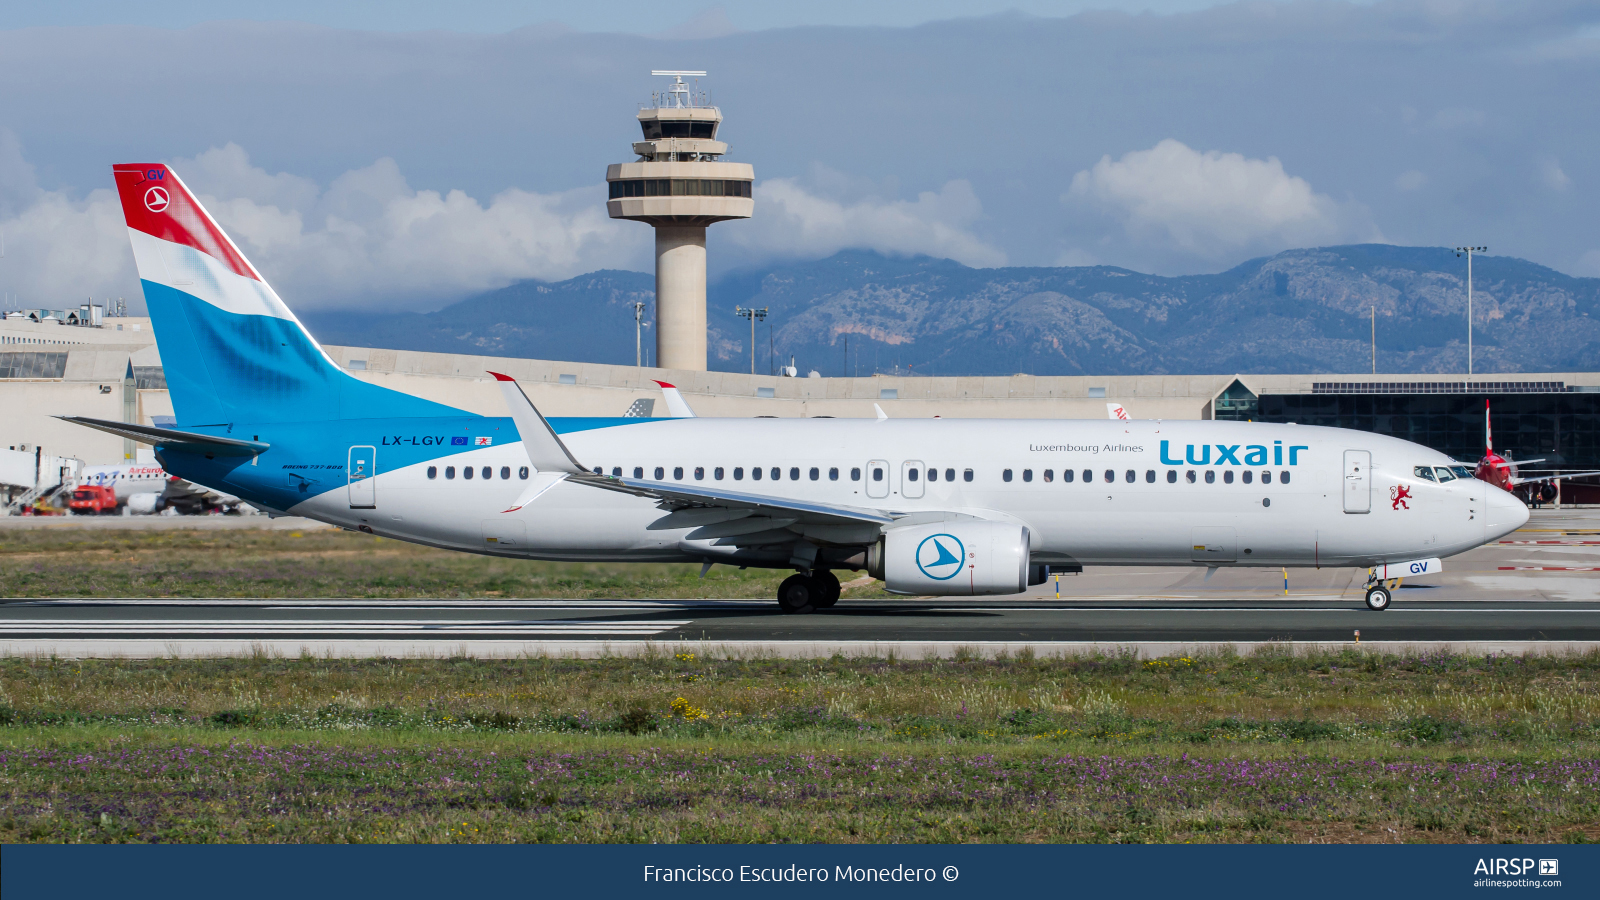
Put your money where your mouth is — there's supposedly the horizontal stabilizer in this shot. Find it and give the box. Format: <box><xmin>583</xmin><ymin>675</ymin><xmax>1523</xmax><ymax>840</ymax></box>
<box><xmin>57</xmin><ymin>417</ymin><xmax>268</xmax><ymax>457</ymax></box>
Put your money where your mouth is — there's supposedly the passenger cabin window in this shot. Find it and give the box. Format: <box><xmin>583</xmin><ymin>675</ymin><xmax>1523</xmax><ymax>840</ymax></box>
<box><xmin>871</xmin><ymin>467</ymin><xmax>883</xmax><ymax>482</ymax></box>
<box><xmin>1167</xmin><ymin>470</ymin><xmax>1177</xmax><ymax>483</ymax></box>
<box><xmin>654</xmin><ymin>466</ymin><xmax>665</xmax><ymax>480</ymax></box>
<box><xmin>1082</xmin><ymin>469</ymin><xmax>1092</xmax><ymax>483</ymax></box>
<box><xmin>1205</xmin><ymin>470</ymin><xmax>1215</xmax><ymax>483</ymax></box>
<box><xmin>446</xmin><ymin>466</ymin><xmax>456</xmax><ymax>479</ymax></box>
<box><xmin>519</xmin><ymin>467</ymin><xmax>529</xmax><ymax>479</ymax></box>
<box><xmin>1223</xmin><ymin>470</ymin><xmax>1234</xmax><ymax>484</ymax></box>
<box><xmin>734</xmin><ymin>467</ymin><xmax>744</xmax><ymax>480</ymax></box>
<box><xmin>715</xmin><ymin>467</ymin><xmax>725</xmax><ymax>480</ymax></box>
<box><xmin>1146</xmin><ymin>470</ymin><xmax>1155</xmax><ymax>483</ymax></box>
<box><xmin>481</xmin><ymin>467</ymin><xmax>490</xmax><ymax>480</ymax></box>
<box><xmin>592</xmin><ymin>467</ymin><xmax>602</xmax><ymax>475</ymax></box>
<box><xmin>1103</xmin><ymin>470</ymin><xmax>1114</xmax><ymax>483</ymax></box>
<box><xmin>1063</xmin><ymin>469</ymin><xmax>1075</xmax><ymax>483</ymax></box>
<box><xmin>633</xmin><ymin>466</ymin><xmax>644</xmax><ymax>479</ymax></box>
<box><xmin>1280</xmin><ymin>471</ymin><xmax>1291</xmax><ymax>484</ymax></box>
<box><xmin>852</xmin><ymin>468</ymin><xmax>862</xmax><ymax>481</ymax></box>
<box><xmin>464</xmin><ymin>467</ymin><xmax>474</xmax><ymax>480</ymax></box>
<box><xmin>790</xmin><ymin>467</ymin><xmax>800</xmax><ymax>481</ymax></box>
<box><xmin>1125</xmin><ymin>470</ymin><xmax>1135</xmax><ymax>483</ymax></box>
<box><xmin>770</xmin><ymin>467</ymin><xmax>780</xmax><ymax>481</ymax></box>
<box><xmin>427</xmin><ymin>466</ymin><xmax>437</xmax><ymax>479</ymax></box>
<box><xmin>1021</xmin><ymin>469</ymin><xmax>1031</xmax><ymax>483</ymax></box>
<box><xmin>945</xmin><ymin>468</ymin><xmax>955</xmax><ymax>482</ymax></box>
<box><xmin>810</xmin><ymin>467</ymin><xmax>820</xmax><ymax>481</ymax></box>
<box><xmin>1414</xmin><ymin>466</ymin><xmax>1438</xmax><ymax>482</ymax></box>
<box><xmin>828</xmin><ymin>467</ymin><xmax>839</xmax><ymax>481</ymax></box>
<box><xmin>909</xmin><ymin>468</ymin><xmax>920</xmax><ymax>482</ymax></box>
<box><xmin>673</xmin><ymin>466</ymin><xmax>683</xmax><ymax>480</ymax></box>
<box><xmin>1262</xmin><ymin>471</ymin><xmax>1272</xmax><ymax>484</ymax></box>
<box><xmin>1186</xmin><ymin>470</ymin><xmax>1196</xmax><ymax>483</ymax></box>
<box><xmin>695</xmin><ymin>467</ymin><xmax>705</xmax><ymax>480</ymax></box>
<box><xmin>502</xmin><ymin>467</ymin><xmax>511</xmax><ymax>479</ymax></box>
<box><xmin>1042</xmin><ymin>469</ymin><xmax>1053</xmax><ymax>483</ymax></box>
<box><xmin>1242</xmin><ymin>470</ymin><xmax>1253</xmax><ymax>484</ymax></box>
<box><xmin>1003</xmin><ymin>469</ymin><xmax>1013</xmax><ymax>482</ymax></box>
<box><xmin>752</xmin><ymin>467</ymin><xmax>762</xmax><ymax>480</ymax></box>
<box><xmin>928</xmin><ymin>468</ymin><xmax>938</xmax><ymax>482</ymax></box>
<box><xmin>963</xmin><ymin>469</ymin><xmax>973</xmax><ymax>482</ymax></box>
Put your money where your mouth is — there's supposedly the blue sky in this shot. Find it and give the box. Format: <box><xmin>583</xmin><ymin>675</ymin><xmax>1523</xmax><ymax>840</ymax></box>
<box><xmin>1</xmin><ymin>1</ymin><xmax>1596</xmax><ymax>312</ymax></box>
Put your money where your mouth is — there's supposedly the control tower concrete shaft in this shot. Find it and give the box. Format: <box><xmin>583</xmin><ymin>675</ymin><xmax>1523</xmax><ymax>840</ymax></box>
<box><xmin>606</xmin><ymin>71</ymin><xmax>753</xmax><ymax>371</ymax></box>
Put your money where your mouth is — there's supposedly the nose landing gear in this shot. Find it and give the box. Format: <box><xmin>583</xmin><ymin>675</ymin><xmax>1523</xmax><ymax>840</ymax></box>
<box><xmin>776</xmin><ymin>569</ymin><xmax>842</xmax><ymax>614</ymax></box>
<box><xmin>1364</xmin><ymin>583</ymin><xmax>1392</xmax><ymax>611</ymax></box>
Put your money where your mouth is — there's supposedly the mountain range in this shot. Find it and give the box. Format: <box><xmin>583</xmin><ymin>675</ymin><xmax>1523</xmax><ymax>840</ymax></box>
<box><xmin>299</xmin><ymin>245</ymin><xmax>1600</xmax><ymax>376</ymax></box>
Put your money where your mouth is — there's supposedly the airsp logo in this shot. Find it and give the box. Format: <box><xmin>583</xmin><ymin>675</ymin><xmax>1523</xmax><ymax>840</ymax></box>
<box><xmin>915</xmin><ymin>533</ymin><xmax>965</xmax><ymax>581</ymax></box>
<box><xmin>144</xmin><ymin>187</ymin><xmax>170</xmax><ymax>212</ymax></box>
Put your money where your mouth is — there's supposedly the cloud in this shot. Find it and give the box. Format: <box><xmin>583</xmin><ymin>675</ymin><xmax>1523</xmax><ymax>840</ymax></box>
<box><xmin>1061</xmin><ymin>139</ymin><xmax>1381</xmax><ymax>269</ymax></box>
<box><xmin>727</xmin><ymin>168</ymin><xmax>1006</xmax><ymax>268</ymax></box>
<box><xmin>0</xmin><ymin>141</ymin><xmax>649</xmax><ymax>313</ymax></box>
<box><xmin>1395</xmin><ymin>170</ymin><xmax>1428</xmax><ymax>192</ymax></box>
<box><xmin>1538</xmin><ymin>158</ymin><xmax>1572</xmax><ymax>191</ymax></box>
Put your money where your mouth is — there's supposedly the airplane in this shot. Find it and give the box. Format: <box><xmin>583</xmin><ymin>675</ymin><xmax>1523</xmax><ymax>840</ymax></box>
<box><xmin>78</xmin><ymin>461</ymin><xmax>245</xmax><ymax>514</ymax></box>
<box><xmin>1470</xmin><ymin>399</ymin><xmax>1600</xmax><ymax>503</ymax></box>
<box><xmin>62</xmin><ymin>163</ymin><xmax>1530</xmax><ymax>614</ymax></box>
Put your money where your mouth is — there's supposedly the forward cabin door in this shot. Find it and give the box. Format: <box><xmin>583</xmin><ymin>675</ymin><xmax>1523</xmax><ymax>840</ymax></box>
<box><xmin>865</xmin><ymin>459</ymin><xmax>890</xmax><ymax>499</ymax></box>
<box><xmin>347</xmin><ymin>445</ymin><xmax>376</xmax><ymax>508</ymax></box>
<box><xmin>1343</xmin><ymin>450</ymin><xmax>1371</xmax><ymax>514</ymax></box>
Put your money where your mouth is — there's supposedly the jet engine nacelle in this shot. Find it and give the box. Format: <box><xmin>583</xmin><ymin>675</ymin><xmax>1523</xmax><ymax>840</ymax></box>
<box><xmin>125</xmin><ymin>492</ymin><xmax>161</xmax><ymax>515</ymax></box>
<box><xmin>869</xmin><ymin>521</ymin><xmax>1031</xmax><ymax>596</ymax></box>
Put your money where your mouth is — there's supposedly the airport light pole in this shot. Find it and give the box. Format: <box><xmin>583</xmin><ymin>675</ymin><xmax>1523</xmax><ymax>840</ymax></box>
<box><xmin>1455</xmin><ymin>246</ymin><xmax>1486</xmax><ymax>379</ymax></box>
<box><xmin>633</xmin><ymin>300</ymin><xmax>646</xmax><ymax>368</ymax></box>
<box><xmin>734</xmin><ymin>306</ymin><xmax>767</xmax><ymax>375</ymax></box>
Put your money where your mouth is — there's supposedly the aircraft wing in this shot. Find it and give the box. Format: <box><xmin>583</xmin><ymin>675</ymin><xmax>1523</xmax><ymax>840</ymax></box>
<box><xmin>492</xmin><ymin>371</ymin><xmax>896</xmax><ymax>534</ymax></box>
<box><xmin>1510</xmin><ymin>470</ymin><xmax>1600</xmax><ymax>487</ymax></box>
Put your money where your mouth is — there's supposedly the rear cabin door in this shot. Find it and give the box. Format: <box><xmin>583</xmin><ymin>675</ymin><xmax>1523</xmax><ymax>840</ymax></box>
<box><xmin>1343</xmin><ymin>450</ymin><xmax>1371</xmax><ymax>514</ymax></box>
<box><xmin>865</xmin><ymin>459</ymin><xmax>890</xmax><ymax>499</ymax></box>
<box><xmin>901</xmin><ymin>460</ymin><xmax>926</xmax><ymax>499</ymax></box>
<box><xmin>347</xmin><ymin>445</ymin><xmax>376</xmax><ymax>508</ymax></box>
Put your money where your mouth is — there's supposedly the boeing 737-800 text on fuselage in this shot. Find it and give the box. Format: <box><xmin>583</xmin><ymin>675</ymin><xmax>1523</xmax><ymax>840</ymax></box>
<box><xmin>64</xmin><ymin>164</ymin><xmax>1529</xmax><ymax>613</ymax></box>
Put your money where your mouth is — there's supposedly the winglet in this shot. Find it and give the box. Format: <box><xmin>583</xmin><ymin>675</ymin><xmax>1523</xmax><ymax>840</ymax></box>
<box><xmin>652</xmin><ymin>380</ymin><xmax>697</xmax><ymax>418</ymax></box>
<box><xmin>490</xmin><ymin>372</ymin><xmax>588</xmax><ymax>475</ymax></box>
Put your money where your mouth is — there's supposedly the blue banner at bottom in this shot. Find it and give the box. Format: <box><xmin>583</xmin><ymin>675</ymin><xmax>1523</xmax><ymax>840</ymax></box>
<box><xmin>3</xmin><ymin>843</ymin><xmax>1595</xmax><ymax>899</ymax></box>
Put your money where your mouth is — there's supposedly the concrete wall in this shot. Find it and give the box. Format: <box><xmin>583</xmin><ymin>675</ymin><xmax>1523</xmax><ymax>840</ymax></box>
<box><xmin>5</xmin><ymin>336</ymin><xmax>1598</xmax><ymax>467</ymax></box>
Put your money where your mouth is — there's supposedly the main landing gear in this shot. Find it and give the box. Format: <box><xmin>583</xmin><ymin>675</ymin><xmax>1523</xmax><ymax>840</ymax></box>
<box><xmin>776</xmin><ymin>570</ymin><xmax>841</xmax><ymax>614</ymax></box>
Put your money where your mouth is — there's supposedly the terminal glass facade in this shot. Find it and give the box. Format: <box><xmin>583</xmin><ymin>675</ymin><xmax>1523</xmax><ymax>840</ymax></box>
<box><xmin>1252</xmin><ymin>392</ymin><xmax>1600</xmax><ymax>469</ymax></box>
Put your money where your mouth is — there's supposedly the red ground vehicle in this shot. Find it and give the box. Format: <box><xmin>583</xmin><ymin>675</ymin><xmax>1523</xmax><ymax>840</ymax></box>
<box><xmin>68</xmin><ymin>484</ymin><xmax>120</xmax><ymax>515</ymax></box>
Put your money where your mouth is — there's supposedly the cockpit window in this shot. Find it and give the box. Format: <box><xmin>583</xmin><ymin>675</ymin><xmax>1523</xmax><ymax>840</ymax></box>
<box><xmin>1413</xmin><ymin>466</ymin><xmax>1437</xmax><ymax>482</ymax></box>
<box><xmin>1433</xmin><ymin>466</ymin><xmax>1456</xmax><ymax>482</ymax></box>
<box><xmin>1450</xmin><ymin>466</ymin><xmax>1475</xmax><ymax>479</ymax></box>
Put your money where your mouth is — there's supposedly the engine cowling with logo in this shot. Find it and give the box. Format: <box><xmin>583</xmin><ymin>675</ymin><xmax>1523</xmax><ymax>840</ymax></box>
<box><xmin>871</xmin><ymin>521</ymin><xmax>1031</xmax><ymax>596</ymax></box>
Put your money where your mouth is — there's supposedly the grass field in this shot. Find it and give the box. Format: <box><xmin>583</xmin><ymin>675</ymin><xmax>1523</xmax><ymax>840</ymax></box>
<box><xmin>0</xmin><ymin>527</ymin><xmax>894</xmax><ymax>599</ymax></box>
<box><xmin>2</xmin><ymin>651</ymin><xmax>1598</xmax><ymax>844</ymax></box>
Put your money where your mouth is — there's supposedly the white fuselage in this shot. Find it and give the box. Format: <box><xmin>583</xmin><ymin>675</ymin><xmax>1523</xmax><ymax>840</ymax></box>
<box><xmin>282</xmin><ymin>418</ymin><xmax>1529</xmax><ymax>570</ymax></box>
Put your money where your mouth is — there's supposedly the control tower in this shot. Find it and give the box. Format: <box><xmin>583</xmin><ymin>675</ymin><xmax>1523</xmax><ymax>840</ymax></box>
<box><xmin>607</xmin><ymin>71</ymin><xmax>753</xmax><ymax>372</ymax></box>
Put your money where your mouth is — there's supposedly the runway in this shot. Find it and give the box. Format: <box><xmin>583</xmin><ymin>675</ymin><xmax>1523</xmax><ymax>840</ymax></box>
<box><xmin>2</xmin><ymin>508</ymin><xmax>1597</xmax><ymax>658</ymax></box>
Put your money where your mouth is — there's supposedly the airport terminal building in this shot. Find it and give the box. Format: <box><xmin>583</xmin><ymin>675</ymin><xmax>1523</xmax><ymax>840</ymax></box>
<box><xmin>4</xmin><ymin>312</ymin><xmax>1598</xmax><ymax>493</ymax></box>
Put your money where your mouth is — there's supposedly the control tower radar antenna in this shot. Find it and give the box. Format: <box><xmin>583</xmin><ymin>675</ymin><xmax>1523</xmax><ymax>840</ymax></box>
<box><xmin>650</xmin><ymin>70</ymin><xmax>707</xmax><ymax>108</ymax></box>
<box><xmin>606</xmin><ymin>71</ymin><xmax>754</xmax><ymax>373</ymax></box>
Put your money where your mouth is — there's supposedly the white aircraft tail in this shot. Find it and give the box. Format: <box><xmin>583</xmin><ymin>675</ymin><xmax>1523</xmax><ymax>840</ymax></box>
<box><xmin>654</xmin><ymin>381</ymin><xmax>697</xmax><ymax>418</ymax></box>
<box><xmin>1107</xmin><ymin>402</ymin><xmax>1130</xmax><ymax>421</ymax></box>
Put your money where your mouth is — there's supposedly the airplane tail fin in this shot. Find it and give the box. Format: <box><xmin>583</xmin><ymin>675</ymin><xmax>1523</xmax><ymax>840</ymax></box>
<box><xmin>1485</xmin><ymin>398</ymin><xmax>1493</xmax><ymax>455</ymax></box>
<box><xmin>111</xmin><ymin>164</ymin><xmax>462</xmax><ymax>425</ymax></box>
<box><xmin>1107</xmin><ymin>402</ymin><xmax>1129</xmax><ymax>421</ymax></box>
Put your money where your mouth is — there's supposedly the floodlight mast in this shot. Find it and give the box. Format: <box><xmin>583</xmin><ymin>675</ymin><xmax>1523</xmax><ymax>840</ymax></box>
<box><xmin>1454</xmin><ymin>246</ymin><xmax>1487</xmax><ymax>379</ymax></box>
<box><xmin>735</xmin><ymin>306</ymin><xmax>768</xmax><ymax>375</ymax></box>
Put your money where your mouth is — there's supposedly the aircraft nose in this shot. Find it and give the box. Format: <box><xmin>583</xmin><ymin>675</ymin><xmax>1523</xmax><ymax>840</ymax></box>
<box><xmin>1484</xmin><ymin>486</ymin><xmax>1530</xmax><ymax>541</ymax></box>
